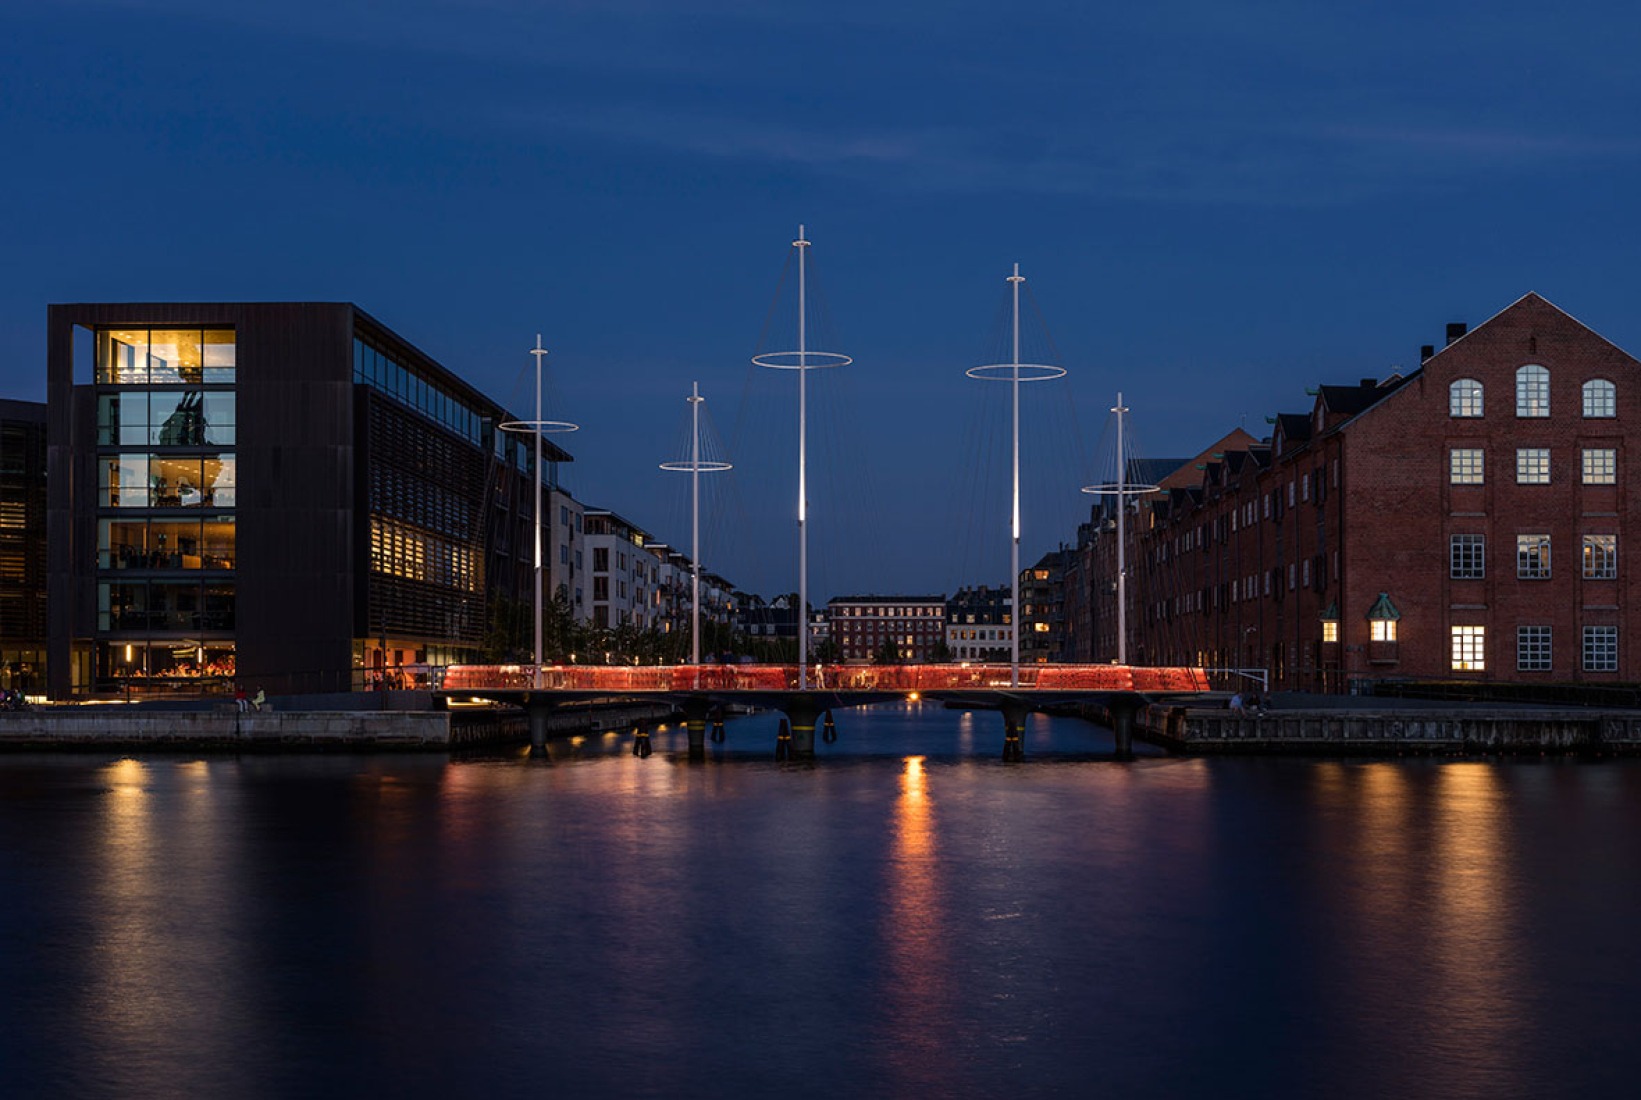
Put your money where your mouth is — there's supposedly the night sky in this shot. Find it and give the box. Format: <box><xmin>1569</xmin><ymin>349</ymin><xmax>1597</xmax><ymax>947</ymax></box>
<box><xmin>7</xmin><ymin>1</ymin><xmax>1641</xmax><ymax>600</ymax></box>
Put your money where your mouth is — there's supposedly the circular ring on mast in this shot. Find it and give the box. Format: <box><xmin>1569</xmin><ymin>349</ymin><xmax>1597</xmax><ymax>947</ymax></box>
<box><xmin>659</xmin><ymin>460</ymin><xmax>733</xmax><ymax>472</ymax></box>
<box><xmin>1081</xmin><ymin>480</ymin><xmax>1161</xmax><ymax>496</ymax></box>
<box><xmin>498</xmin><ymin>418</ymin><xmax>580</xmax><ymax>434</ymax></box>
<box><xmin>966</xmin><ymin>362</ymin><xmax>1066</xmax><ymax>382</ymax></box>
<box><xmin>752</xmin><ymin>350</ymin><xmax>852</xmax><ymax>371</ymax></box>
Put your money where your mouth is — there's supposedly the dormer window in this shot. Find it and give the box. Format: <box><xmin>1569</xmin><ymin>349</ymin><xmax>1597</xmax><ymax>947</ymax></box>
<box><xmin>1449</xmin><ymin>378</ymin><xmax>1484</xmax><ymax>417</ymax></box>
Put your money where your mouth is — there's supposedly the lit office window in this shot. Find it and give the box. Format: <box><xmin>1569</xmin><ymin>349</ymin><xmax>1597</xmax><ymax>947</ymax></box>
<box><xmin>1451</xmin><ymin>625</ymin><xmax>1485</xmax><ymax>671</ymax></box>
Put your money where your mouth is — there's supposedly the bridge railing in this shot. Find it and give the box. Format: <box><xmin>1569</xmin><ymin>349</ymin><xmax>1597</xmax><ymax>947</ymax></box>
<box><xmin>440</xmin><ymin>664</ymin><xmax>1209</xmax><ymax>694</ymax></box>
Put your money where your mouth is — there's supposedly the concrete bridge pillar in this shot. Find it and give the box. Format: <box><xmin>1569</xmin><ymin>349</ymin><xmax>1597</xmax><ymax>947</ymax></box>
<box><xmin>1001</xmin><ymin>702</ymin><xmax>1028</xmax><ymax>762</ymax></box>
<box><xmin>1107</xmin><ymin>695</ymin><xmax>1141</xmax><ymax>761</ymax></box>
<box><xmin>525</xmin><ymin>698</ymin><xmax>553</xmax><ymax>759</ymax></box>
<box><xmin>682</xmin><ymin>697</ymin><xmax>712</xmax><ymax>761</ymax></box>
<box><xmin>782</xmin><ymin>698</ymin><xmax>820</xmax><ymax>761</ymax></box>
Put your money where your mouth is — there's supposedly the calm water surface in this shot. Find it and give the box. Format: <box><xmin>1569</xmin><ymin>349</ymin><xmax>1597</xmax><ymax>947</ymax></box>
<box><xmin>3</xmin><ymin>702</ymin><xmax>1640</xmax><ymax>1098</ymax></box>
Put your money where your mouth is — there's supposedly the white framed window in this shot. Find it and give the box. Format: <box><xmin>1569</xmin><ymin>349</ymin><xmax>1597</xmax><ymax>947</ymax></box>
<box><xmin>1450</xmin><ymin>534</ymin><xmax>1485</xmax><ymax>579</ymax></box>
<box><xmin>1450</xmin><ymin>448</ymin><xmax>1485</xmax><ymax>485</ymax></box>
<box><xmin>1583</xmin><ymin>379</ymin><xmax>1616</xmax><ymax>418</ymax></box>
<box><xmin>1322</xmin><ymin>620</ymin><xmax>1339</xmax><ymax>643</ymax></box>
<box><xmin>1516</xmin><ymin>448</ymin><xmax>1551</xmax><ymax>484</ymax></box>
<box><xmin>1263</xmin><ymin>494</ymin><xmax>1271</xmax><ymax>519</ymax></box>
<box><xmin>1451</xmin><ymin>625</ymin><xmax>1486</xmax><ymax>671</ymax></box>
<box><xmin>1517</xmin><ymin>533</ymin><xmax>1551</xmax><ymax>579</ymax></box>
<box><xmin>1287</xmin><ymin>482</ymin><xmax>1296</xmax><ymax>507</ymax></box>
<box><xmin>1371</xmin><ymin>619</ymin><xmax>1397</xmax><ymax>642</ymax></box>
<box><xmin>1450</xmin><ymin>378</ymin><xmax>1484</xmax><ymax>417</ymax></box>
<box><xmin>1517</xmin><ymin>364</ymin><xmax>1550</xmax><ymax>417</ymax></box>
<box><xmin>1517</xmin><ymin>626</ymin><xmax>1551</xmax><ymax>672</ymax></box>
<box><xmin>1288</xmin><ymin>563</ymin><xmax>1296</xmax><ymax>590</ymax></box>
<box><xmin>1301</xmin><ymin>474</ymin><xmax>1311</xmax><ymax>502</ymax></box>
<box><xmin>1582</xmin><ymin>448</ymin><xmax>1617</xmax><ymax>485</ymax></box>
<box><xmin>1583</xmin><ymin>534</ymin><xmax>1617</xmax><ymax>579</ymax></box>
<box><xmin>1302</xmin><ymin>559</ymin><xmax>1311</xmax><ymax>587</ymax></box>
<box><xmin>1583</xmin><ymin>625</ymin><xmax>1618</xmax><ymax>672</ymax></box>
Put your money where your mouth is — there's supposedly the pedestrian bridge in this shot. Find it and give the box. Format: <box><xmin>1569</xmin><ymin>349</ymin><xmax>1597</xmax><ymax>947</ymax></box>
<box><xmin>439</xmin><ymin>663</ymin><xmax>1213</xmax><ymax>760</ymax></box>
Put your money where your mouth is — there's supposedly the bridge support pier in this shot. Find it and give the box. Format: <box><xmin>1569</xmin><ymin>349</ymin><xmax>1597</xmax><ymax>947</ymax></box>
<box><xmin>682</xmin><ymin>697</ymin><xmax>712</xmax><ymax>761</ymax></box>
<box><xmin>1107</xmin><ymin>695</ymin><xmax>1141</xmax><ymax>762</ymax></box>
<box><xmin>525</xmin><ymin>699</ymin><xmax>553</xmax><ymax>759</ymax></box>
<box><xmin>1001</xmin><ymin>703</ymin><xmax>1028</xmax><ymax>762</ymax></box>
<box><xmin>781</xmin><ymin>699</ymin><xmax>820</xmax><ymax>761</ymax></box>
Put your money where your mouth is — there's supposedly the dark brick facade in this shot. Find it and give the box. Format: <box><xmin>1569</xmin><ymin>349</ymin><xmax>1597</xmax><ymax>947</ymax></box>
<box><xmin>1092</xmin><ymin>294</ymin><xmax>1641</xmax><ymax>689</ymax></box>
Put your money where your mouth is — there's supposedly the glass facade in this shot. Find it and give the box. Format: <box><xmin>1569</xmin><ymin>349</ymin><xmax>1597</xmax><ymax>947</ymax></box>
<box><xmin>92</xmin><ymin>327</ymin><xmax>236</xmax><ymax>687</ymax></box>
<box><xmin>354</xmin><ymin>337</ymin><xmax>484</xmax><ymax>445</ymax></box>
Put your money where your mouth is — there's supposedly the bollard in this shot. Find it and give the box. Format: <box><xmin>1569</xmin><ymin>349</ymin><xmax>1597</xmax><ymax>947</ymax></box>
<box><xmin>775</xmin><ymin>717</ymin><xmax>790</xmax><ymax>761</ymax></box>
<box><xmin>822</xmin><ymin>710</ymin><xmax>837</xmax><ymax>744</ymax></box>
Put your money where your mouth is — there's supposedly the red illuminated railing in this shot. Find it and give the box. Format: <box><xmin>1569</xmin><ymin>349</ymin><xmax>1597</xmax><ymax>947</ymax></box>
<box><xmin>440</xmin><ymin>664</ymin><xmax>1209</xmax><ymax>694</ymax></box>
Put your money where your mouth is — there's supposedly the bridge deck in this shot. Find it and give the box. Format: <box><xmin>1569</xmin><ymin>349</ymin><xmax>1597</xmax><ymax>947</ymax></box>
<box><xmin>441</xmin><ymin>663</ymin><xmax>1209</xmax><ymax>695</ymax></box>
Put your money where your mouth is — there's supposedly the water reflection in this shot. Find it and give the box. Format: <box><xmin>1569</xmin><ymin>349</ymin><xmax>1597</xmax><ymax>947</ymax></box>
<box><xmin>1428</xmin><ymin>764</ymin><xmax>1525</xmax><ymax>1094</ymax></box>
<box><xmin>4</xmin><ymin>732</ymin><xmax>1641</xmax><ymax>1098</ymax></box>
<box><xmin>82</xmin><ymin>758</ymin><xmax>250</xmax><ymax>1096</ymax></box>
<box><xmin>882</xmin><ymin>755</ymin><xmax>958</xmax><ymax>1091</ymax></box>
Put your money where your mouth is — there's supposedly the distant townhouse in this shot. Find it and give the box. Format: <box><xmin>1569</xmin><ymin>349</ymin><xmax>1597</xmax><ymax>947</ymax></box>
<box><xmin>945</xmin><ymin>584</ymin><xmax>1012</xmax><ymax>662</ymax></box>
<box><xmin>828</xmin><ymin>595</ymin><xmax>946</xmax><ymax>662</ymax></box>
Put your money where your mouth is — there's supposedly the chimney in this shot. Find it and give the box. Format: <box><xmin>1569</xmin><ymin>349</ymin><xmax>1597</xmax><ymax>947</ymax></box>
<box><xmin>1445</xmin><ymin>322</ymin><xmax>1467</xmax><ymax>345</ymax></box>
<box><xmin>1420</xmin><ymin>344</ymin><xmax>1435</xmax><ymax>362</ymax></box>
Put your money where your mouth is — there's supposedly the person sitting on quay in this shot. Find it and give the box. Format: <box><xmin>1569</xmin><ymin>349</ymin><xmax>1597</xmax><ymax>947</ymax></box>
<box><xmin>1229</xmin><ymin>691</ymin><xmax>1246</xmax><ymax>715</ymax></box>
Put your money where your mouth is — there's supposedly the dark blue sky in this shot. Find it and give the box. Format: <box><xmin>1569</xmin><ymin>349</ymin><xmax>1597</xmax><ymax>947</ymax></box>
<box><xmin>7</xmin><ymin>1</ymin><xmax>1641</xmax><ymax>600</ymax></box>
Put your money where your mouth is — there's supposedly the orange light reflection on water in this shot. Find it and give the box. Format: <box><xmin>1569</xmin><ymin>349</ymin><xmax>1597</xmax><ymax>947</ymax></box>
<box><xmin>882</xmin><ymin>754</ymin><xmax>958</xmax><ymax>1091</ymax></box>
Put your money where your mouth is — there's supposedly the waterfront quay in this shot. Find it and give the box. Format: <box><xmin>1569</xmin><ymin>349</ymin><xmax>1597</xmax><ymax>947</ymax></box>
<box><xmin>1135</xmin><ymin>697</ymin><xmax>1641</xmax><ymax>755</ymax></box>
<box><xmin>0</xmin><ymin>695</ymin><xmax>678</xmax><ymax>752</ymax></box>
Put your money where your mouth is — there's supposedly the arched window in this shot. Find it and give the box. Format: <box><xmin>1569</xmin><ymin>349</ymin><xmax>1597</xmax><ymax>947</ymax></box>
<box><xmin>1584</xmin><ymin>378</ymin><xmax>1616</xmax><ymax>418</ymax></box>
<box><xmin>1449</xmin><ymin>378</ymin><xmax>1484</xmax><ymax>417</ymax></box>
<box><xmin>1516</xmin><ymin>365</ymin><xmax>1549</xmax><ymax>418</ymax></box>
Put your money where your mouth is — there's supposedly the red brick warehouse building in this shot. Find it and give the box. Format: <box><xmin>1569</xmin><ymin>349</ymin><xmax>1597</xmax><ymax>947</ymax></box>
<box><xmin>1111</xmin><ymin>293</ymin><xmax>1641</xmax><ymax>690</ymax></box>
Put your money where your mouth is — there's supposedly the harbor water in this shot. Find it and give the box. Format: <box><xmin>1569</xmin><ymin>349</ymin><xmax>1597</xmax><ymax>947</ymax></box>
<box><xmin>2</xmin><ymin>701</ymin><xmax>1640</xmax><ymax>1098</ymax></box>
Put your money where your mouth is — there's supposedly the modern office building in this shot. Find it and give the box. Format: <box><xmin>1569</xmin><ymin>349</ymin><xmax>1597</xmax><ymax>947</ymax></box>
<box><xmin>0</xmin><ymin>399</ymin><xmax>48</xmax><ymax>693</ymax></box>
<box><xmin>46</xmin><ymin>303</ymin><xmax>572</xmax><ymax>698</ymax></box>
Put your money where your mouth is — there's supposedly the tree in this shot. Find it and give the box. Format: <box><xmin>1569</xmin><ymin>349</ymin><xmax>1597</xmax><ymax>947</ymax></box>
<box><xmin>873</xmin><ymin>639</ymin><xmax>901</xmax><ymax>665</ymax></box>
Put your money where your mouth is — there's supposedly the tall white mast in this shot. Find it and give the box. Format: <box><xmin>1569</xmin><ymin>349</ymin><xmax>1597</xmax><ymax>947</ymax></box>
<box><xmin>1114</xmin><ymin>392</ymin><xmax>1128</xmax><ymax>664</ymax></box>
<box><xmin>966</xmin><ymin>265</ymin><xmax>1064</xmax><ymax>689</ymax></box>
<box><xmin>1083</xmin><ymin>393</ymin><xmax>1158</xmax><ymax>664</ymax></box>
<box><xmin>797</xmin><ymin>225</ymin><xmax>810</xmax><ymax>688</ymax></box>
<box><xmin>691</xmin><ymin>381</ymin><xmax>702</xmax><ymax>667</ymax></box>
<box><xmin>1009</xmin><ymin>264</ymin><xmax>1023</xmax><ymax>686</ymax></box>
<box><xmin>530</xmin><ymin>335</ymin><xmax>547</xmax><ymax>689</ymax></box>
<box><xmin>753</xmin><ymin>227</ymin><xmax>849</xmax><ymax>691</ymax></box>
<box><xmin>660</xmin><ymin>384</ymin><xmax>731</xmax><ymax>685</ymax></box>
<box><xmin>500</xmin><ymin>336</ymin><xmax>577</xmax><ymax>690</ymax></box>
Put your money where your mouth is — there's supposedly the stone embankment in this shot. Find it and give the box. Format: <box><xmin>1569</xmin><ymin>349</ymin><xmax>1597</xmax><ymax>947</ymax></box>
<box><xmin>1141</xmin><ymin>703</ymin><xmax>1641</xmax><ymax>755</ymax></box>
<box><xmin>0</xmin><ymin>700</ymin><xmax>681</xmax><ymax>751</ymax></box>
